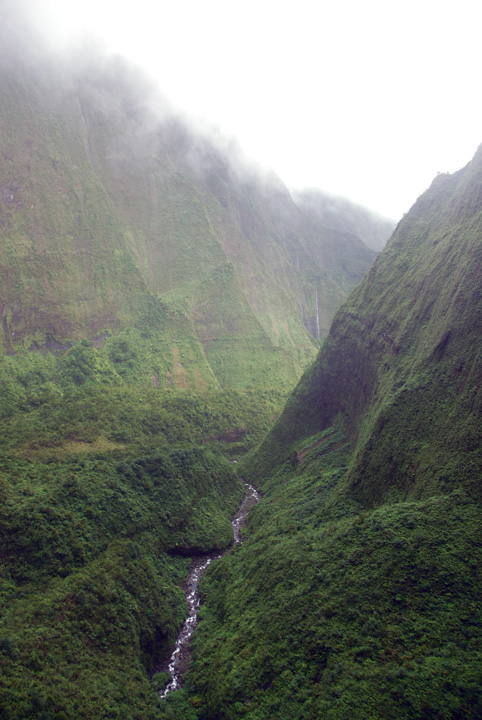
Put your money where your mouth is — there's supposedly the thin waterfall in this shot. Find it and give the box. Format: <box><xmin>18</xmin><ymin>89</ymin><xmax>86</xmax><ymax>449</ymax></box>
<box><xmin>315</xmin><ymin>289</ymin><xmax>320</xmax><ymax>339</ymax></box>
<box><xmin>78</xmin><ymin>98</ymin><xmax>93</xmax><ymax>166</ymax></box>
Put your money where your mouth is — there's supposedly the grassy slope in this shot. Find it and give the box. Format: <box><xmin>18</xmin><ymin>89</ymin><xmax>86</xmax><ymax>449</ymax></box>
<box><xmin>174</xmin><ymin>148</ymin><xmax>482</xmax><ymax>719</ymax></box>
<box><xmin>78</xmin><ymin>86</ymin><xmax>320</xmax><ymax>382</ymax></box>
<box><xmin>0</xmin><ymin>68</ymin><xmax>148</xmax><ymax>347</ymax></box>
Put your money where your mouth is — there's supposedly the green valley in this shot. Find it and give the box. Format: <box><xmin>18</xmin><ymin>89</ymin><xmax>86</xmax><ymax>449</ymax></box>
<box><xmin>3</xmin><ymin>20</ymin><xmax>481</xmax><ymax>720</ymax></box>
<box><xmin>0</xmin><ymin>35</ymin><xmax>390</xmax><ymax>720</ymax></box>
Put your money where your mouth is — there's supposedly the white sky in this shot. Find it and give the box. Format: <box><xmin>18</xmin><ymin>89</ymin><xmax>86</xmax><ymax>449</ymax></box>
<box><xmin>23</xmin><ymin>0</ymin><xmax>482</xmax><ymax>220</ymax></box>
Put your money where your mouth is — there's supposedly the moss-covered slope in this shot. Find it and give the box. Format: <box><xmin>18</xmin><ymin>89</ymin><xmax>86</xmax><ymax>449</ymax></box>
<box><xmin>0</xmin><ymin>49</ymin><xmax>385</xmax><ymax>391</ymax></box>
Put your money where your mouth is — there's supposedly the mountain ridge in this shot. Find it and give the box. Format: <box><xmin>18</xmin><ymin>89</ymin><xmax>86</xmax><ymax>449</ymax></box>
<box><xmin>246</xmin><ymin>144</ymin><xmax>482</xmax><ymax>504</ymax></box>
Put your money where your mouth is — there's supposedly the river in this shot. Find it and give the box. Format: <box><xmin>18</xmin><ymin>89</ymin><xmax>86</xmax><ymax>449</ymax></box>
<box><xmin>159</xmin><ymin>481</ymin><xmax>260</xmax><ymax>699</ymax></box>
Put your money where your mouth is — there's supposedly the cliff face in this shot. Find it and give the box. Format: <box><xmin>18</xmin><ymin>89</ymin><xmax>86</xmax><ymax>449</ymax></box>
<box><xmin>0</xmin><ymin>64</ymin><xmax>148</xmax><ymax>346</ymax></box>
<box><xmin>250</xmin><ymin>145</ymin><xmax>482</xmax><ymax>502</ymax></box>
<box><xmin>0</xmin><ymin>51</ymin><xmax>385</xmax><ymax>391</ymax></box>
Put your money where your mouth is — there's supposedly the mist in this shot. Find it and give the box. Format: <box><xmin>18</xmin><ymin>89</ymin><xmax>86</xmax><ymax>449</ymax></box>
<box><xmin>2</xmin><ymin>0</ymin><xmax>481</xmax><ymax>222</ymax></box>
<box><xmin>0</xmin><ymin>2</ymin><xmax>394</xmax><ymax>265</ymax></box>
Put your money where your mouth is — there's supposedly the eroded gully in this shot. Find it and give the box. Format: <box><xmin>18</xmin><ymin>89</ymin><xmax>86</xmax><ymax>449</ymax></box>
<box><xmin>159</xmin><ymin>481</ymin><xmax>260</xmax><ymax>699</ymax></box>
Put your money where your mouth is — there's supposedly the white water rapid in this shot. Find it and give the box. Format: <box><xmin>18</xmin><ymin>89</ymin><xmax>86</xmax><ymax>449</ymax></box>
<box><xmin>159</xmin><ymin>481</ymin><xmax>260</xmax><ymax>699</ymax></box>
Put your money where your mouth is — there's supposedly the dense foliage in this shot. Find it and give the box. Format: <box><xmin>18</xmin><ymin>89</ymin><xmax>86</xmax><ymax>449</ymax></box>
<box><xmin>0</xmin><ymin>373</ymin><xmax>287</xmax><ymax>719</ymax></box>
<box><xmin>0</xmin><ymin>351</ymin><xmax>285</xmax><ymax>458</ymax></box>
<box><xmin>183</xmin><ymin>429</ymin><xmax>482</xmax><ymax>719</ymax></box>
<box><xmin>0</xmin><ymin>439</ymin><xmax>242</xmax><ymax>718</ymax></box>
<box><xmin>160</xmin><ymin>149</ymin><xmax>482</xmax><ymax>717</ymax></box>
<box><xmin>1</xmin><ymin>15</ymin><xmax>481</xmax><ymax>720</ymax></box>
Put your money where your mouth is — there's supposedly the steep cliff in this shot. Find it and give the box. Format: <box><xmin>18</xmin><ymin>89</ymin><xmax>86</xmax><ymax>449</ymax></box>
<box><xmin>248</xmin><ymin>145</ymin><xmax>482</xmax><ymax>503</ymax></box>
<box><xmin>0</xmin><ymin>49</ymin><xmax>384</xmax><ymax>392</ymax></box>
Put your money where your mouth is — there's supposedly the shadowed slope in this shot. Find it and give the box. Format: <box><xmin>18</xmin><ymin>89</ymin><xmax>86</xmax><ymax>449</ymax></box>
<box><xmin>247</xmin><ymin>145</ymin><xmax>482</xmax><ymax>503</ymax></box>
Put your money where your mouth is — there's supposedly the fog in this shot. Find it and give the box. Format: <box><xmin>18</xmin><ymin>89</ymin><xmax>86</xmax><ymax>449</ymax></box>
<box><xmin>2</xmin><ymin>0</ymin><xmax>481</xmax><ymax>220</ymax></box>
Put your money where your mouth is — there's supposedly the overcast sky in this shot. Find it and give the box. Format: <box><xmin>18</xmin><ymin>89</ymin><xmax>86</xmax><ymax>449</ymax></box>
<box><xmin>16</xmin><ymin>0</ymin><xmax>482</xmax><ymax>220</ymax></box>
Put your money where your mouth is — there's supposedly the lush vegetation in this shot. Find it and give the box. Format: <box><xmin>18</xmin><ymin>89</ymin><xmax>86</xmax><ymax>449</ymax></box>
<box><xmin>165</xmin><ymin>148</ymin><xmax>482</xmax><ymax>719</ymax></box>
<box><xmin>2</xmin><ymin>16</ymin><xmax>481</xmax><ymax>720</ymax></box>
<box><xmin>0</xmin><ymin>343</ymin><xmax>285</xmax><ymax>458</ymax></box>
<box><xmin>0</xmin><ymin>358</ymin><xmax>287</xmax><ymax>719</ymax></box>
<box><xmin>243</xmin><ymin>147</ymin><xmax>482</xmax><ymax>505</ymax></box>
<box><xmin>180</xmin><ymin>429</ymin><xmax>482</xmax><ymax>719</ymax></box>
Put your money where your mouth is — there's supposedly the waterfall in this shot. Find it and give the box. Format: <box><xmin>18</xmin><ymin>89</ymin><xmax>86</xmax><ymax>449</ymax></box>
<box><xmin>315</xmin><ymin>290</ymin><xmax>320</xmax><ymax>339</ymax></box>
<box><xmin>78</xmin><ymin>98</ymin><xmax>93</xmax><ymax>166</ymax></box>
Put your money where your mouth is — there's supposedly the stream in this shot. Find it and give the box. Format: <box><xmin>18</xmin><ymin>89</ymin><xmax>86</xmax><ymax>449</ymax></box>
<box><xmin>159</xmin><ymin>481</ymin><xmax>260</xmax><ymax>699</ymax></box>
